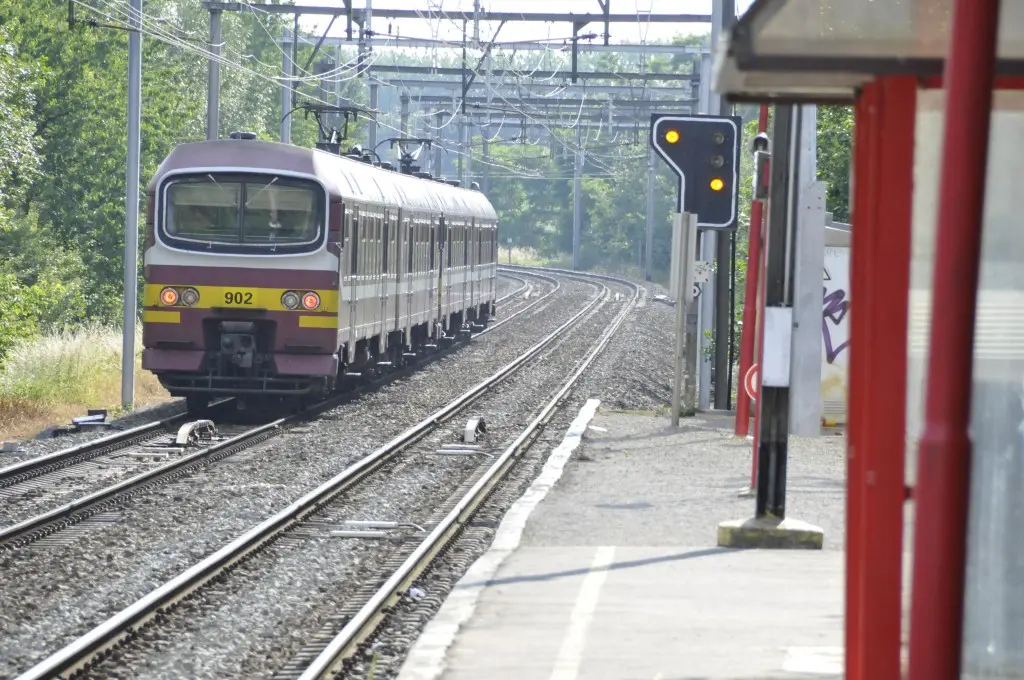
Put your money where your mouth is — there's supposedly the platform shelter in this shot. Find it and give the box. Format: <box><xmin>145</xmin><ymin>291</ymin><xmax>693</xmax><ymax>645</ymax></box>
<box><xmin>714</xmin><ymin>2</ymin><xmax>1024</xmax><ymax>679</ymax></box>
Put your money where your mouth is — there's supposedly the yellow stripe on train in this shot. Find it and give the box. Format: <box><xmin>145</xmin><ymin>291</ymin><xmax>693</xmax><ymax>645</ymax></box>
<box><xmin>298</xmin><ymin>315</ymin><xmax>338</xmax><ymax>329</ymax></box>
<box><xmin>142</xmin><ymin>284</ymin><xmax>340</xmax><ymax>313</ymax></box>
<box><xmin>143</xmin><ymin>310</ymin><xmax>181</xmax><ymax>324</ymax></box>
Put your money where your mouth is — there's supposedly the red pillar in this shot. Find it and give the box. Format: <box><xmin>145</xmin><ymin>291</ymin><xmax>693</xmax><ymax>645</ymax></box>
<box><xmin>908</xmin><ymin>0</ymin><xmax>1001</xmax><ymax>678</ymax></box>
<box><xmin>845</xmin><ymin>81</ymin><xmax>880</xmax><ymax>680</ymax></box>
<box><xmin>846</xmin><ymin>75</ymin><xmax>916</xmax><ymax>680</ymax></box>
<box><xmin>735</xmin><ymin>104</ymin><xmax>770</xmax><ymax>438</ymax></box>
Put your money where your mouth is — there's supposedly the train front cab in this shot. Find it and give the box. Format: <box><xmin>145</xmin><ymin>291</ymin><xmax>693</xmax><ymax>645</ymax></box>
<box><xmin>141</xmin><ymin>168</ymin><xmax>342</xmax><ymax>408</ymax></box>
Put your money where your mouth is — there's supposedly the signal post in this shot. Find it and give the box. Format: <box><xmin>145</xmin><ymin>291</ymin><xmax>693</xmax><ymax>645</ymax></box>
<box><xmin>650</xmin><ymin>113</ymin><xmax>741</xmax><ymax>423</ymax></box>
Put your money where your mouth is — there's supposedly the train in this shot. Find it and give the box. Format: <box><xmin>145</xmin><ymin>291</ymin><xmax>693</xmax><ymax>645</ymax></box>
<box><xmin>140</xmin><ymin>134</ymin><xmax>499</xmax><ymax>411</ymax></box>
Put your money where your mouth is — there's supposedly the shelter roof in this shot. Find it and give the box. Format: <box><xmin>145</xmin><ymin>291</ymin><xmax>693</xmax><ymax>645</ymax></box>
<box><xmin>714</xmin><ymin>0</ymin><xmax>1024</xmax><ymax>102</ymax></box>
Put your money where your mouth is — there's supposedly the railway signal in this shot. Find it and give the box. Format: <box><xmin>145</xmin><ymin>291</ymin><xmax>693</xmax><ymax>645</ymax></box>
<box><xmin>649</xmin><ymin>113</ymin><xmax>742</xmax><ymax>230</ymax></box>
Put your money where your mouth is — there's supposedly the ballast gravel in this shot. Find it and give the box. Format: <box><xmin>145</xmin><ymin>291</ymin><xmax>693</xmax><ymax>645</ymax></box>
<box><xmin>0</xmin><ymin>273</ymin><xmax>593</xmax><ymax>680</ymax></box>
<box><xmin>72</xmin><ymin>278</ymin><xmax>636</xmax><ymax>680</ymax></box>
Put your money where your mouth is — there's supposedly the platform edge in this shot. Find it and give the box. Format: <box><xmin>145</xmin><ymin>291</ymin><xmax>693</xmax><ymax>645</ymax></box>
<box><xmin>395</xmin><ymin>398</ymin><xmax>602</xmax><ymax>680</ymax></box>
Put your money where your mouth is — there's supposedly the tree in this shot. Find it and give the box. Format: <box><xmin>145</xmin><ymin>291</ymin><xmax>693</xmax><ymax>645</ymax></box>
<box><xmin>817</xmin><ymin>106</ymin><xmax>854</xmax><ymax>222</ymax></box>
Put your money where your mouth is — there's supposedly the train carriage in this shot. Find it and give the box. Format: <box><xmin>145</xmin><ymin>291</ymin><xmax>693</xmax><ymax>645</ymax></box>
<box><xmin>141</xmin><ymin>136</ymin><xmax>498</xmax><ymax>410</ymax></box>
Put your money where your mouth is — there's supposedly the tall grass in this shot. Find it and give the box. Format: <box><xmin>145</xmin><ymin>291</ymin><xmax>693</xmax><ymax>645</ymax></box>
<box><xmin>0</xmin><ymin>325</ymin><xmax>168</xmax><ymax>440</ymax></box>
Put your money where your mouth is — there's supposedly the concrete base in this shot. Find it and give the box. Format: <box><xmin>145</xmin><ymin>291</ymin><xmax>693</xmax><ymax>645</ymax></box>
<box><xmin>717</xmin><ymin>516</ymin><xmax>825</xmax><ymax>550</ymax></box>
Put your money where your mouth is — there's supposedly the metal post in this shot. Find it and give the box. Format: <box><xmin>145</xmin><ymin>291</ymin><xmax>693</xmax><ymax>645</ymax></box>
<box><xmin>473</xmin><ymin>0</ymin><xmax>480</xmax><ymax>47</ymax></box>
<box><xmin>908</xmin><ymin>0</ymin><xmax>1001</xmax><ymax>677</ymax></box>
<box><xmin>464</xmin><ymin>121</ymin><xmax>473</xmax><ymax>186</ymax></box>
<box><xmin>335</xmin><ymin>43</ymin><xmax>342</xmax><ymax>106</ymax></box>
<box><xmin>755</xmin><ymin>104</ymin><xmax>797</xmax><ymax>520</ymax></box>
<box><xmin>736</xmin><ymin>105</ymin><xmax>769</xmax><ymax>432</ymax></box>
<box><xmin>645</xmin><ymin>147</ymin><xmax>655</xmax><ymax>281</ymax></box>
<box><xmin>206</xmin><ymin>9</ymin><xmax>221</xmax><ymax>140</ymax></box>
<box><xmin>789</xmin><ymin>104</ymin><xmax>826</xmax><ymax>437</ymax></box>
<box><xmin>458</xmin><ymin>116</ymin><xmax>466</xmax><ymax>183</ymax></box>
<box><xmin>280</xmin><ymin>29</ymin><xmax>293</xmax><ymax>143</ymax></box>
<box><xmin>121</xmin><ymin>0</ymin><xmax>142</xmax><ymax>409</ymax></box>
<box><xmin>672</xmin><ymin>212</ymin><xmax>699</xmax><ymax>425</ymax></box>
<box><xmin>572</xmin><ymin>124</ymin><xmax>582</xmax><ymax>270</ymax></box>
<box><xmin>400</xmin><ymin>92</ymin><xmax>410</xmax><ymax>137</ymax></box>
<box><xmin>434</xmin><ymin>111</ymin><xmax>444</xmax><ymax>176</ymax></box>
<box><xmin>482</xmin><ymin>131</ymin><xmax>490</xmax><ymax>194</ymax></box>
<box><xmin>697</xmin><ymin>54</ymin><xmax>714</xmax><ymax>410</ymax></box>
<box><xmin>368</xmin><ymin>83</ymin><xmax>378</xmax><ymax>151</ymax></box>
<box><xmin>711</xmin><ymin>0</ymin><xmax>735</xmax><ymax>410</ymax></box>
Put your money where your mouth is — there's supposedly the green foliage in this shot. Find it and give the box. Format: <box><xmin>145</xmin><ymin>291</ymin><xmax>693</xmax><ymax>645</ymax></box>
<box><xmin>0</xmin><ymin>0</ymin><xmax>307</xmax><ymax>362</ymax></box>
<box><xmin>818</xmin><ymin>106</ymin><xmax>854</xmax><ymax>222</ymax></box>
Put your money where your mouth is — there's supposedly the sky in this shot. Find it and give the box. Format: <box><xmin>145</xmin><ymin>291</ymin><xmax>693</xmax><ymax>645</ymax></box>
<box><xmin>293</xmin><ymin>0</ymin><xmax>758</xmax><ymax>47</ymax></box>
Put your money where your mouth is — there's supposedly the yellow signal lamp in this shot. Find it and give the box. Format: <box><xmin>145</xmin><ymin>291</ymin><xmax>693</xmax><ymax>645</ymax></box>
<box><xmin>709</xmin><ymin>178</ymin><xmax>725</xmax><ymax>192</ymax></box>
<box><xmin>664</xmin><ymin>129</ymin><xmax>680</xmax><ymax>144</ymax></box>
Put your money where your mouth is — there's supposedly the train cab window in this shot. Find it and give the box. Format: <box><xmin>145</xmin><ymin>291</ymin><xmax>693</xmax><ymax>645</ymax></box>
<box><xmin>161</xmin><ymin>173</ymin><xmax>325</xmax><ymax>254</ymax></box>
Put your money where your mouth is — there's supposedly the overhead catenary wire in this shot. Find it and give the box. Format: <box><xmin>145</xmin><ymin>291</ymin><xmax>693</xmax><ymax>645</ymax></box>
<box><xmin>75</xmin><ymin>0</ymin><xmax>673</xmax><ymax>181</ymax></box>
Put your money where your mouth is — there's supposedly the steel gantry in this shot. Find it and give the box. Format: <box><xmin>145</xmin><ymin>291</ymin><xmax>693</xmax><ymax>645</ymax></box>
<box><xmin>200</xmin><ymin>0</ymin><xmax>751</xmax><ymax>413</ymax></box>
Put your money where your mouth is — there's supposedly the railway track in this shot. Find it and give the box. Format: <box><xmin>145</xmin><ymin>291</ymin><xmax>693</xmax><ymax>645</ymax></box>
<box><xmin>0</xmin><ymin>275</ymin><xmax>534</xmax><ymax>510</ymax></box>
<box><xmin>0</xmin><ymin>272</ymin><xmax>555</xmax><ymax>551</ymax></box>
<box><xmin>12</xmin><ymin>271</ymin><xmax>637</xmax><ymax>680</ymax></box>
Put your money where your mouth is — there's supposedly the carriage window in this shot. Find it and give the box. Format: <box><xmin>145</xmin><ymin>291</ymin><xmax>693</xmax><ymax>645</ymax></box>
<box><xmin>351</xmin><ymin>216</ymin><xmax>359</xmax><ymax>275</ymax></box>
<box><xmin>430</xmin><ymin>223</ymin><xmax>436</xmax><ymax>270</ymax></box>
<box><xmin>383</xmin><ymin>217</ymin><xmax>390</xmax><ymax>274</ymax></box>
<box><xmin>446</xmin><ymin>224</ymin><xmax>453</xmax><ymax>268</ymax></box>
<box><xmin>162</xmin><ymin>173</ymin><xmax>324</xmax><ymax>254</ymax></box>
<box><xmin>407</xmin><ymin>224</ymin><xmax>414</xmax><ymax>272</ymax></box>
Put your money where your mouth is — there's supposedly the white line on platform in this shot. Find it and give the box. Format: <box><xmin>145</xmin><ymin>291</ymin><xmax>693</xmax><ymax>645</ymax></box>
<box><xmin>549</xmin><ymin>545</ymin><xmax>616</xmax><ymax>680</ymax></box>
<box><xmin>395</xmin><ymin>399</ymin><xmax>603</xmax><ymax>680</ymax></box>
<box><xmin>782</xmin><ymin>646</ymin><xmax>844</xmax><ymax>675</ymax></box>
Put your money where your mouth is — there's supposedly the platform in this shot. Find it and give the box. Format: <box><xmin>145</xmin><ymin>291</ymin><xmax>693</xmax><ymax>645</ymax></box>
<box><xmin>398</xmin><ymin>406</ymin><xmax>847</xmax><ymax>680</ymax></box>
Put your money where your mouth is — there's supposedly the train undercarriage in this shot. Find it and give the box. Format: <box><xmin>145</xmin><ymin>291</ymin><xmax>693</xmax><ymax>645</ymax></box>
<box><xmin>159</xmin><ymin>301</ymin><xmax>495</xmax><ymax>414</ymax></box>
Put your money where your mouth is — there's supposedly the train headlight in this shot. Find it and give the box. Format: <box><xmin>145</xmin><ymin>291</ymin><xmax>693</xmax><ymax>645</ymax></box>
<box><xmin>160</xmin><ymin>287</ymin><xmax>179</xmax><ymax>306</ymax></box>
<box><xmin>181</xmin><ymin>288</ymin><xmax>200</xmax><ymax>307</ymax></box>
<box><xmin>301</xmin><ymin>292</ymin><xmax>321</xmax><ymax>310</ymax></box>
<box><xmin>281</xmin><ymin>291</ymin><xmax>300</xmax><ymax>310</ymax></box>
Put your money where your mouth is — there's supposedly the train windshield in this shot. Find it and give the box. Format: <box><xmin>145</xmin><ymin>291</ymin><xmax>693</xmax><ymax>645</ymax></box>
<box><xmin>160</xmin><ymin>173</ymin><xmax>325</xmax><ymax>254</ymax></box>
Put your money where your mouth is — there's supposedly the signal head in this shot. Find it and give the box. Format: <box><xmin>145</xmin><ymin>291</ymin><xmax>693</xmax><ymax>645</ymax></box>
<box><xmin>665</xmin><ymin>129</ymin><xmax>680</xmax><ymax>144</ymax></box>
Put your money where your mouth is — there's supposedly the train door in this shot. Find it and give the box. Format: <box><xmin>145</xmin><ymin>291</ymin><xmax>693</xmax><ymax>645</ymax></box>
<box><xmin>429</xmin><ymin>216</ymin><xmax>437</xmax><ymax>331</ymax></box>
<box><xmin>469</xmin><ymin>219</ymin><xmax>477</xmax><ymax>315</ymax></box>
<box><xmin>380</xmin><ymin>209</ymin><xmax>391</xmax><ymax>337</ymax></box>
<box><xmin>437</xmin><ymin>215</ymin><xmax>448</xmax><ymax>333</ymax></box>
<box><xmin>402</xmin><ymin>215</ymin><xmax>413</xmax><ymax>333</ymax></box>
<box><xmin>489</xmin><ymin>225</ymin><xmax>497</xmax><ymax>304</ymax></box>
<box><xmin>375</xmin><ymin>211</ymin><xmax>385</xmax><ymax>347</ymax></box>
<box><xmin>347</xmin><ymin>208</ymin><xmax>360</xmax><ymax>360</ymax></box>
<box><xmin>446</xmin><ymin>218</ymin><xmax>454</xmax><ymax>328</ymax></box>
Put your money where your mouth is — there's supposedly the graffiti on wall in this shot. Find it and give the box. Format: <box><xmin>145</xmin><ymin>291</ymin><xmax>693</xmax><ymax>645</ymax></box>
<box><xmin>821</xmin><ymin>247</ymin><xmax>851</xmax><ymax>426</ymax></box>
<box><xmin>823</xmin><ymin>284</ymin><xmax>850</xmax><ymax>364</ymax></box>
